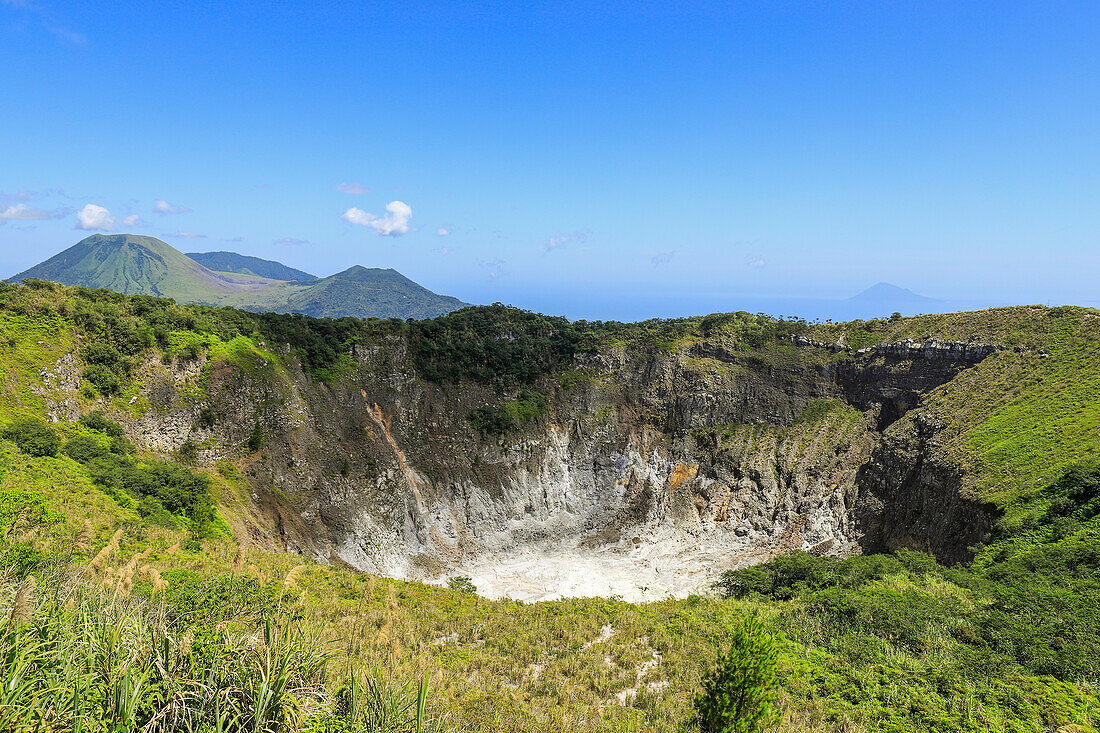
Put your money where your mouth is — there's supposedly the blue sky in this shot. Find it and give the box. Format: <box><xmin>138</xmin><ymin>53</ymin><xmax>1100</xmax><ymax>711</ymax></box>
<box><xmin>2</xmin><ymin>1</ymin><xmax>1098</xmax><ymax>319</ymax></box>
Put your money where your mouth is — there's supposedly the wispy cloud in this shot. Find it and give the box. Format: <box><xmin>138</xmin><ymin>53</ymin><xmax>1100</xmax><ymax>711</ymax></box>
<box><xmin>746</xmin><ymin>257</ymin><xmax>766</xmax><ymax>268</ymax></box>
<box><xmin>436</xmin><ymin>227</ymin><xmax>451</xmax><ymax>236</ymax></box>
<box><xmin>0</xmin><ymin>203</ymin><xmax>50</xmax><ymax>221</ymax></box>
<box><xmin>478</xmin><ymin>257</ymin><xmax>505</xmax><ymax>280</ymax></box>
<box><xmin>650</xmin><ymin>251</ymin><xmax>674</xmax><ymax>267</ymax></box>
<box><xmin>341</xmin><ymin>200</ymin><xmax>412</xmax><ymax>236</ymax></box>
<box><xmin>543</xmin><ymin>228</ymin><xmax>590</xmax><ymax>252</ymax></box>
<box><xmin>122</xmin><ymin>214</ymin><xmax>144</xmax><ymax>227</ymax></box>
<box><xmin>76</xmin><ymin>204</ymin><xmax>115</xmax><ymax>231</ymax></box>
<box><xmin>435</xmin><ymin>246</ymin><xmax>453</xmax><ymax>255</ymax></box>
<box><xmin>169</xmin><ymin>231</ymin><xmax>206</xmax><ymax>239</ymax></box>
<box><xmin>0</xmin><ymin>190</ymin><xmax>31</xmax><ymax>203</ymax></box>
<box><xmin>223</xmin><ymin>236</ymin><xmax>245</xmax><ymax>243</ymax></box>
<box><xmin>336</xmin><ymin>182</ymin><xmax>370</xmax><ymax>195</ymax></box>
<box><xmin>3</xmin><ymin>3</ymin><xmax>88</xmax><ymax>46</ymax></box>
<box><xmin>154</xmin><ymin>199</ymin><xmax>191</xmax><ymax>214</ymax></box>
<box><xmin>49</xmin><ymin>26</ymin><xmax>85</xmax><ymax>45</ymax></box>
<box><xmin>274</xmin><ymin>237</ymin><xmax>309</xmax><ymax>245</ymax></box>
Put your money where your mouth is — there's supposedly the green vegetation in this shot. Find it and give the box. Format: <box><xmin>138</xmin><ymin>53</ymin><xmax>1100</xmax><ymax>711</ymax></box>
<box><xmin>2</xmin><ymin>418</ymin><xmax>61</xmax><ymax>457</ymax></box>
<box><xmin>1</xmin><ymin>282</ymin><xmax>1100</xmax><ymax>731</ymax></box>
<box><xmin>446</xmin><ymin>576</ymin><xmax>477</xmax><ymax>594</ymax></box>
<box><xmin>0</xmin><ymin>568</ymin><xmax>439</xmax><ymax>732</ymax></box>
<box><xmin>467</xmin><ymin>389</ymin><xmax>548</xmax><ymax>435</ymax></box>
<box><xmin>694</xmin><ymin>616</ymin><xmax>780</xmax><ymax>733</ymax></box>
<box><xmin>393</xmin><ymin>303</ymin><xmax>809</xmax><ymax>386</ymax></box>
<box><xmin>714</xmin><ymin>458</ymin><xmax>1100</xmax><ymax>723</ymax></box>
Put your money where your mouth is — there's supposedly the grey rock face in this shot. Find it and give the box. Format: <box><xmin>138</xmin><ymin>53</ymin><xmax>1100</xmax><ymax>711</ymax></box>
<box><xmin>120</xmin><ymin>333</ymin><xmax>1001</xmax><ymax>598</ymax></box>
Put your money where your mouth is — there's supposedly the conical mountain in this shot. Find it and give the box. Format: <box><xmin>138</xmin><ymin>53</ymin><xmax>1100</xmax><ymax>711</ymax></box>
<box><xmin>284</xmin><ymin>265</ymin><xmax>468</xmax><ymax>319</ymax></box>
<box><xmin>9</xmin><ymin>234</ymin><xmax>469</xmax><ymax>319</ymax></box>
<box><xmin>10</xmin><ymin>233</ymin><xmax>263</xmax><ymax>297</ymax></box>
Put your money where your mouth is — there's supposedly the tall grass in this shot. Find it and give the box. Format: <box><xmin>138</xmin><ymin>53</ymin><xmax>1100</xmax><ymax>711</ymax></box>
<box><xmin>0</xmin><ymin>565</ymin><xmax>440</xmax><ymax>732</ymax></box>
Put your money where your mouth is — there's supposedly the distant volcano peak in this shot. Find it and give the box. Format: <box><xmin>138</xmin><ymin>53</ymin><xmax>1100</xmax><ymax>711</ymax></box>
<box><xmin>848</xmin><ymin>282</ymin><xmax>937</xmax><ymax>303</ymax></box>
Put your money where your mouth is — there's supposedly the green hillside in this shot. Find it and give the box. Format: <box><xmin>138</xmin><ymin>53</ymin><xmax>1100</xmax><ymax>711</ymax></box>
<box><xmin>283</xmin><ymin>265</ymin><xmax>470</xmax><ymax>319</ymax></box>
<box><xmin>9</xmin><ymin>234</ymin><xmax>470</xmax><ymax>320</ymax></box>
<box><xmin>0</xmin><ymin>282</ymin><xmax>1097</xmax><ymax>731</ymax></box>
<box><xmin>8</xmin><ymin>233</ymin><xmax>268</xmax><ymax>298</ymax></box>
<box><xmin>187</xmin><ymin>250</ymin><xmax>318</xmax><ymax>281</ymax></box>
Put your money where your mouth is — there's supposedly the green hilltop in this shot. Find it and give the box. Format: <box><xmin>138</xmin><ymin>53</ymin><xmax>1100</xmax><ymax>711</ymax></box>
<box><xmin>10</xmin><ymin>233</ymin><xmax>470</xmax><ymax>319</ymax></box>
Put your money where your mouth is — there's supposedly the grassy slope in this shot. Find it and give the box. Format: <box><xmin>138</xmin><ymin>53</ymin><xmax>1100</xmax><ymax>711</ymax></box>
<box><xmin>809</xmin><ymin>306</ymin><xmax>1100</xmax><ymax>514</ymax></box>
<box><xmin>0</xmin><ymin>289</ymin><xmax>1098</xmax><ymax>731</ymax></box>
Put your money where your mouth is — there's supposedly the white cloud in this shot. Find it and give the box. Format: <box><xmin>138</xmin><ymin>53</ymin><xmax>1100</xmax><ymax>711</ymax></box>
<box><xmin>543</xmin><ymin>228</ymin><xmax>590</xmax><ymax>252</ymax></box>
<box><xmin>340</xmin><ymin>207</ymin><xmax>372</xmax><ymax>226</ymax></box>
<box><xmin>436</xmin><ymin>227</ymin><xmax>451</xmax><ymax>236</ymax></box>
<box><xmin>274</xmin><ymin>237</ymin><xmax>308</xmax><ymax>245</ymax></box>
<box><xmin>337</xmin><ymin>182</ymin><xmax>370</xmax><ymax>195</ymax></box>
<box><xmin>436</xmin><ymin>246</ymin><xmax>453</xmax><ymax>255</ymax></box>
<box><xmin>746</xmin><ymin>257</ymin><xmax>766</xmax><ymax>268</ymax></box>
<box><xmin>76</xmin><ymin>204</ymin><xmax>116</xmax><ymax>231</ymax></box>
<box><xmin>170</xmin><ymin>231</ymin><xmax>206</xmax><ymax>239</ymax></box>
<box><xmin>154</xmin><ymin>199</ymin><xmax>192</xmax><ymax>214</ymax></box>
<box><xmin>0</xmin><ymin>203</ymin><xmax>50</xmax><ymax>221</ymax></box>
<box><xmin>122</xmin><ymin>214</ymin><xmax>143</xmax><ymax>227</ymax></box>
<box><xmin>341</xmin><ymin>200</ymin><xmax>412</xmax><ymax>236</ymax></box>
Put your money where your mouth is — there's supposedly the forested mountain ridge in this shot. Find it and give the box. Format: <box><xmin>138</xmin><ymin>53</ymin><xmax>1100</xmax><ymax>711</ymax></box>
<box><xmin>186</xmin><ymin>250</ymin><xmax>318</xmax><ymax>281</ymax></box>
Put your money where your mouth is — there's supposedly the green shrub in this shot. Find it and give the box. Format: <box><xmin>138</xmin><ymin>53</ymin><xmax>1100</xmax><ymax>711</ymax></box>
<box><xmin>694</xmin><ymin>615</ymin><xmax>780</xmax><ymax>733</ymax></box>
<box><xmin>1045</xmin><ymin>457</ymin><xmax>1100</xmax><ymax>521</ymax></box>
<box><xmin>714</xmin><ymin>550</ymin><xmax>936</xmax><ymax>600</ymax></box>
<box><xmin>62</xmin><ymin>435</ymin><xmax>108</xmax><ymax>463</ymax></box>
<box><xmin>468</xmin><ymin>389</ymin><xmax>548</xmax><ymax>435</ymax></box>
<box><xmin>247</xmin><ymin>421</ymin><xmax>265</xmax><ymax>452</ymax></box>
<box><xmin>79</xmin><ymin>410</ymin><xmax>125</xmax><ymax>437</ymax></box>
<box><xmin>2</xmin><ymin>419</ymin><xmax>60</xmax><ymax>458</ymax></box>
<box><xmin>137</xmin><ymin>495</ymin><xmax>177</xmax><ymax>528</ymax></box>
<box><xmin>85</xmin><ymin>454</ymin><xmax>216</xmax><ymax>533</ymax></box>
<box><xmin>83</xmin><ymin>342</ymin><xmax>125</xmax><ymax>368</ymax></box>
<box><xmin>109</xmin><ymin>434</ymin><xmax>136</xmax><ymax>455</ymax></box>
<box><xmin>1</xmin><ymin>544</ymin><xmax>43</xmax><ymax>578</ymax></box>
<box><xmin>82</xmin><ymin>363</ymin><xmax>121</xmax><ymax>395</ymax></box>
<box><xmin>177</xmin><ymin>439</ymin><xmax>198</xmax><ymax>464</ymax></box>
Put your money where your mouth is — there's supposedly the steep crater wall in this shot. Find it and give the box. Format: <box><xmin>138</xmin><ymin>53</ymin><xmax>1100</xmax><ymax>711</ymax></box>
<box><xmin>129</xmin><ymin>336</ymin><xmax>1000</xmax><ymax>599</ymax></box>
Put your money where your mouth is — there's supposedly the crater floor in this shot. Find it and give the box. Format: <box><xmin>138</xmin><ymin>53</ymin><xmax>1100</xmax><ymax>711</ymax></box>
<box><xmin>420</xmin><ymin>535</ymin><xmax>766</xmax><ymax>603</ymax></box>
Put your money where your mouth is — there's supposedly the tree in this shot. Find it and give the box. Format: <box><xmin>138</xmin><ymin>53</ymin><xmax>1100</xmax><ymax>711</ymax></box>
<box><xmin>694</xmin><ymin>615</ymin><xmax>781</xmax><ymax>733</ymax></box>
<box><xmin>447</xmin><ymin>576</ymin><xmax>477</xmax><ymax>594</ymax></box>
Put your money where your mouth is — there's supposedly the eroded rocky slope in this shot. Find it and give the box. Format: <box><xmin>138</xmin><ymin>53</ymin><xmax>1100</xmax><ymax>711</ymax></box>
<box><xmin>113</xmin><ymin>330</ymin><xmax>1001</xmax><ymax>600</ymax></box>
